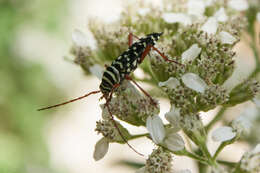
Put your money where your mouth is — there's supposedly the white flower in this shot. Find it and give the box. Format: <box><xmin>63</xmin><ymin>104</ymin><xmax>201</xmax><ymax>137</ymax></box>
<box><xmin>212</xmin><ymin>126</ymin><xmax>236</xmax><ymax>142</ymax></box>
<box><xmin>201</xmin><ymin>17</ymin><xmax>218</xmax><ymax>35</ymax></box>
<box><xmin>163</xmin><ymin>128</ymin><xmax>185</xmax><ymax>151</ymax></box>
<box><xmin>181</xmin><ymin>44</ymin><xmax>201</xmax><ymax>63</ymax></box>
<box><xmin>93</xmin><ymin>137</ymin><xmax>109</xmax><ymax>161</ymax></box>
<box><xmin>187</xmin><ymin>0</ymin><xmax>205</xmax><ymax>18</ymax></box>
<box><xmin>146</xmin><ymin>115</ymin><xmax>165</xmax><ymax>144</ymax></box>
<box><xmin>228</xmin><ymin>0</ymin><xmax>249</xmax><ymax>11</ymax></box>
<box><xmin>89</xmin><ymin>64</ymin><xmax>104</xmax><ymax>80</ymax></box>
<box><xmin>162</xmin><ymin>13</ymin><xmax>192</xmax><ymax>26</ymax></box>
<box><xmin>158</xmin><ymin>77</ymin><xmax>180</xmax><ymax>89</ymax></box>
<box><xmin>214</xmin><ymin>8</ymin><xmax>228</xmax><ymax>22</ymax></box>
<box><xmin>181</xmin><ymin>73</ymin><xmax>208</xmax><ymax>93</ymax></box>
<box><xmin>138</xmin><ymin>8</ymin><xmax>150</xmax><ymax>16</ymax></box>
<box><xmin>72</xmin><ymin>29</ymin><xmax>88</xmax><ymax>47</ymax></box>
<box><xmin>175</xmin><ymin>169</ymin><xmax>192</xmax><ymax>173</ymax></box>
<box><xmin>253</xmin><ymin>97</ymin><xmax>260</xmax><ymax>108</ymax></box>
<box><xmin>165</xmin><ymin>105</ymin><xmax>181</xmax><ymax>129</ymax></box>
<box><xmin>218</xmin><ymin>31</ymin><xmax>236</xmax><ymax>45</ymax></box>
<box><xmin>257</xmin><ymin>12</ymin><xmax>260</xmax><ymax>22</ymax></box>
<box><xmin>240</xmin><ymin>143</ymin><xmax>260</xmax><ymax>172</ymax></box>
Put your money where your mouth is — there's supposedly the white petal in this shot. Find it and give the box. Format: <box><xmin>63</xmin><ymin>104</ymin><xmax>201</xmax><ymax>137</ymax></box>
<box><xmin>253</xmin><ymin>97</ymin><xmax>260</xmax><ymax>108</ymax></box>
<box><xmin>228</xmin><ymin>0</ymin><xmax>249</xmax><ymax>11</ymax></box>
<box><xmin>162</xmin><ymin>13</ymin><xmax>192</xmax><ymax>26</ymax></box>
<box><xmin>201</xmin><ymin>17</ymin><xmax>218</xmax><ymax>35</ymax></box>
<box><xmin>136</xmin><ymin>167</ymin><xmax>146</xmax><ymax>173</ymax></box>
<box><xmin>187</xmin><ymin>0</ymin><xmax>205</xmax><ymax>17</ymax></box>
<box><xmin>138</xmin><ymin>8</ymin><xmax>150</xmax><ymax>16</ymax></box>
<box><xmin>257</xmin><ymin>12</ymin><xmax>260</xmax><ymax>22</ymax></box>
<box><xmin>181</xmin><ymin>44</ymin><xmax>201</xmax><ymax>63</ymax></box>
<box><xmin>158</xmin><ymin>77</ymin><xmax>180</xmax><ymax>89</ymax></box>
<box><xmin>72</xmin><ymin>29</ymin><xmax>88</xmax><ymax>47</ymax></box>
<box><xmin>146</xmin><ymin>116</ymin><xmax>165</xmax><ymax>144</ymax></box>
<box><xmin>93</xmin><ymin>137</ymin><xmax>109</xmax><ymax>161</ymax></box>
<box><xmin>219</xmin><ymin>31</ymin><xmax>236</xmax><ymax>44</ymax></box>
<box><xmin>89</xmin><ymin>64</ymin><xmax>104</xmax><ymax>80</ymax></box>
<box><xmin>176</xmin><ymin>169</ymin><xmax>192</xmax><ymax>173</ymax></box>
<box><xmin>214</xmin><ymin>8</ymin><xmax>228</xmax><ymax>22</ymax></box>
<box><xmin>163</xmin><ymin>131</ymin><xmax>185</xmax><ymax>151</ymax></box>
<box><xmin>212</xmin><ymin>126</ymin><xmax>236</xmax><ymax>142</ymax></box>
<box><xmin>181</xmin><ymin>73</ymin><xmax>208</xmax><ymax>93</ymax></box>
<box><xmin>165</xmin><ymin>105</ymin><xmax>181</xmax><ymax>129</ymax></box>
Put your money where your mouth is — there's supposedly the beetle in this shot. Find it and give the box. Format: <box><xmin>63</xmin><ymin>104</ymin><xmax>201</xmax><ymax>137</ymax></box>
<box><xmin>38</xmin><ymin>32</ymin><xmax>182</xmax><ymax>156</ymax></box>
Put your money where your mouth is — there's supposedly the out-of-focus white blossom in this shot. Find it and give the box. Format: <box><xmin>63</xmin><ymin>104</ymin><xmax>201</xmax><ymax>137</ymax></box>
<box><xmin>181</xmin><ymin>44</ymin><xmax>201</xmax><ymax>63</ymax></box>
<box><xmin>146</xmin><ymin>115</ymin><xmax>165</xmax><ymax>144</ymax></box>
<box><xmin>187</xmin><ymin>0</ymin><xmax>205</xmax><ymax>18</ymax></box>
<box><xmin>89</xmin><ymin>64</ymin><xmax>104</xmax><ymax>80</ymax></box>
<box><xmin>138</xmin><ymin>8</ymin><xmax>150</xmax><ymax>16</ymax></box>
<box><xmin>182</xmin><ymin>73</ymin><xmax>208</xmax><ymax>93</ymax></box>
<box><xmin>212</xmin><ymin>126</ymin><xmax>236</xmax><ymax>142</ymax></box>
<box><xmin>218</xmin><ymin>31</ymin><xmax>236</xmax><ymax>45</ymax></box>
<box><xmin>162</xmin><ymin>13</ymin><xmax>192</xmax><ymax>26</ymax></box>
<box><xmin>158</xmin><ymin>77</ymin><xmax>180</xmax><ymax>89</ymax></box>
<box><xmin>72</xmin><ymin>29</ymin><xmax>88</xmax><ymax>47</ymax></box>
<box><xmin>214</xmin><ymin>8</ymin><xmax>228</xmax><ymax>22</ymax></box>
<box><xmin>228</xmin><ymin>0</ymin><xmax>249</xmax><ymax>11</ymax></box>
<box><xmin>240</xmin><ymin>143</ymin><xmax>260</xmax><ymax>173</ymax></box>
<box><xmin>136</xmin><ymin>166</ymin><xmax>146</xmax><ymax>173</ymax></box>
<box><xmin>201</xmin><ymin>17</ymin><xmax>218</xmax><ymax>35</ymax></box>
<box><xmin>232</xmin><ymin>115</ymin><xmax>252</xmax><ymax>134</ymax></box>
<box><xmin>93</xmin><ymin>137</ymin><xmax>109</xmax><ymax>161</ymax></box>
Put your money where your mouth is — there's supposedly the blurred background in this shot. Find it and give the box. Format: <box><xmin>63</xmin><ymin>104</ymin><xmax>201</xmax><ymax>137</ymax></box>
<box><xmin>0</xmin><ymin>0</ymin><xmax>258</xmax><ymax>173</ymax></box>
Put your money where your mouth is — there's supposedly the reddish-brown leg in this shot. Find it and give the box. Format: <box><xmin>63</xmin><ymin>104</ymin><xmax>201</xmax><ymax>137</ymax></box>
<box><xmin>128</xmin><ymin>33</ymin><xmax>140</xmax><ymax>46</ymax></box>
<box><xmin>125</xmin><ymin>75</ymin><xmax>158</xmax><ymax>107</ymax></box>
<box><xmin>104</xmin><ymin>84</ymin><xmax>144</xmax><ymax>157</ymax></box>
<box><xmin>37</xmin><ymin>90</ymin><xmax>101</xmax><ymax>111</ymax></box>
<box><xmin>152</xmin><ymin>46</ymin><xmax>184</xmax><ymax>66</ymax></box>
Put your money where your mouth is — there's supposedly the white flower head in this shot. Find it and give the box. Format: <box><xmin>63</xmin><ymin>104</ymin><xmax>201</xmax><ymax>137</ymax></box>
<box><xmin>146</xmin><ymin>115</ymin><xmax>165</xmax><ymax>144</ymax></box>
<box><xmin>228</xmin><ymin>0</ymin><xmax>249</xmax><ymax>11</ymax></box>
<box><xmin>93</xmin><ymin>137</ymin><xmax>109</xmax><ymax>161</ymax></box>
<box><xmin>214</xmin><ymin>8</ymin><xmax>228</xmax><ymax>22</ymax></box>
<box><xmin>201</xmin><ymin>17</ymin><xmax>218</xmax><ymax>35</ymax></box>
<box><xmin>181</xmin><ymin>73</ymin><xmax>208</xmax><ymax>93</ymax></box>
<box><xmin>212</xmin><ymin>126</ymin><xmax>236</xmax><ymax>142</ymax></box>
<box><xmin>165</xmin><ymin>105</ymin><xmax>181</xmax><ymax>129</ymax></box>
<box><xmin>187</xmin><ymin>0</ymin><xmax>205</xmax><ymax>18</ymax></box>
<box><xmin>158</xmin><ymin>77</ymin><xmax>180</xmax><ymax>89</ymax></box>
<box><xmin>257</xmin><ymin>12</ymin><xmax>260</xmax><ymax>22</ymax></box>
<box><xmin>181</xmin><ymin>44</ymin><xmax>201</xmax><ymax>63</ymax></box>
<box><xmin>89</xmin><ymin>64</ymin><xmax>104</xmax><ymax>80</ymax></box>
<box><xmin>218</xmin><ymin>31</ymin><xmax>237</xmax><ymax>45</ymax></box>
<box><xmin>72</xmin><ymin>29</ymin><xmax>88</xmax><ymax>47</ymax></box>
<box><xmin>163</xmin><ymin>128</ymin><xmax>185</xmax><ymax>151</ymax></box>
<box><xmin>162</xmin><ymin>13</ymin><xmax>192</xmax><ymax>26</ymax></box>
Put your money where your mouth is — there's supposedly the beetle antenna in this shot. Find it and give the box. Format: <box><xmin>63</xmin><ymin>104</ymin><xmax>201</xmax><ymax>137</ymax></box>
<box><xmin>37</xmin><ymin>90</ymin><xmax>101</xmax><ymax>111</ymax></box>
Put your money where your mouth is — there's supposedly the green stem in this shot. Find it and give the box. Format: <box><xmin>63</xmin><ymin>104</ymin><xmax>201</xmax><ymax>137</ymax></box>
<box><xmin>213</xmin><ymin>142</ymin><xmax>226</xmax><ymax>160</ymax></box>
<box><xmin>172</xmin><ymin>149</ymin><xmax>210</xmax><ymax>165</ymax></box>
<box><xmin>129</xmin><ymin>133</ymin><xmax>149</xmax><ymax>140</ymax></box>
<box><xmin>217</xmin><ymin>160</ymin><xmax>236</xmax><ymax>167</ymax></box>
<box><xmin>206</xmin><ymin>107</ymin><xmax>226</xmax><ymax>132</ymax></box>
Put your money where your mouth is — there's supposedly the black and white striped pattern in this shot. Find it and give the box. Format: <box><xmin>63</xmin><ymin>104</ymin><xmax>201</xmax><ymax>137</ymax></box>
<box><xmin>99</xmin><ymin>32</ymin><xmax>163</xmax><ymax>95</ymax></box>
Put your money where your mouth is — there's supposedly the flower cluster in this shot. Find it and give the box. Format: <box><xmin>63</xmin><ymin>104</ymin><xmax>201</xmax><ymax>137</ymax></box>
<box><xmin>70</xmin><ymin>0</ymin><xmax>260</xmax><ymax>172</ymax></box>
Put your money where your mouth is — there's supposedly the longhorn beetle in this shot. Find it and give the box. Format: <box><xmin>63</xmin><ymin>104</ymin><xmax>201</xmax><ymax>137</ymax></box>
<box><xmin>38</xmin><ymin>32</ymin><xmax>183</xmax><ymax>156</ymax></box>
